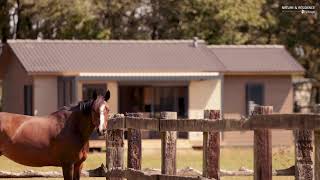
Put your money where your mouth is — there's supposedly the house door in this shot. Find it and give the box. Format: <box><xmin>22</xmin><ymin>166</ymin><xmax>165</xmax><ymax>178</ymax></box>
<box><xmin>119</xmin><ymin>85</ymin><xmax>188</xmax><ymax>138</ymax></box>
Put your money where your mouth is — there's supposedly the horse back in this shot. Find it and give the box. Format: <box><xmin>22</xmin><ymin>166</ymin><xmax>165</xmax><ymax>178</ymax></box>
<box><xmin>0</xmin><ymin>112</ymin><xmax>34</xmax><ymax>138</ymax></box>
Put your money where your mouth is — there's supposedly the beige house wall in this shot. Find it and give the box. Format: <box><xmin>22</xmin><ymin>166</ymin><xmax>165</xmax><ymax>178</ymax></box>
<box><xmin>189</xmin><ymin>79</ymin><xmax>222</xmax><ymax>118</ymax></box>
<box><xmin>33</xmin><ymin>76</ymin><xmax>58</xmax><ymax>116</ymax></box>
<box><xmin>77</xmin><ymin>80</ymin><xmax>118</xmax><ymax>114</ymax></box>
<box><xmin>223</xmin><ymin>75</ymin><xmax>293</xmax><ymax>118</ymax></box>
<box><xmin>107</xmin><ymin>81</ymin><xmax>118</xmax><ymax>114</ymax></box>
<box><xmin>188</xmin><ymin>79</ymin><xmax>222</xmax><ymax>140</ymax></box>
<box><xmin>222</xmin><ymin>75</ymin><xmax>294</xmax><ymax>146</ymax></box>
<box><xmin>2</xmin><ymin>50</ymin><xmax>32</xmax><ymax>114</ymax></box>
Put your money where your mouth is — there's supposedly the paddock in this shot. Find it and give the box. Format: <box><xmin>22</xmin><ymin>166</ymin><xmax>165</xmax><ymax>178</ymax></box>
<box><xmin>0</xmin><ymin>104</ymin><xmax>319</xmax><ymax>180</ymax></box>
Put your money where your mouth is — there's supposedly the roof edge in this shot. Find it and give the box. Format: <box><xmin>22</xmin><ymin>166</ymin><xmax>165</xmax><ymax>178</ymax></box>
<box><xmin>7</xmin><ymin>39</ymin><xmax>206</xmax><ymax>44</ymax></box>
<box><xmin>28</xmin><ymin>71</ymin><xmax>221</xmax><ymax>77</ymax></box>
<box><xmin>224</xmin><ymin>71</ymin><xmax>305</xmax><ymax>76</ymax></box>
<box><xmin>208</xmin><ymin>44</ymin><xmax>285</xmax><ymax>48</ymax></box>
<box><xmin>28</xmin><ymin>72</ymin><xmax>80</xmax><ymax>76</ymax></box>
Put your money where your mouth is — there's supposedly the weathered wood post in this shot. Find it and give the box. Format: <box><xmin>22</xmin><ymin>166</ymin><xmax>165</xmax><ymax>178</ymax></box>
<box><xmin>294</xmin><ymin>129</ymin><xmax>313</xmax><ymax>180</ymax></box>
<box><xmin>126</xmin><ymin>113</ymin><xmax>142</xmax><ymax>170</ymax></box>
<box><xmin>253</xmin><ymin>106</ymin><xmax>273</xmax><ymax>180</ymax></box>
<box><xmin>314</xmin><ymin>104</ymin><xmax>320</xmax><ymax>180</ymax></box>
<box><xmin>160</xmin><ymin>112</ymin><xmax>177</xmax><ymax>175</ymax></box>
<box><xmin>203</xmin><ymin>110</ymin><xmax>220</xmax><ymax>180</ymax></box>
<box><xmin>106</xmin><ymin>116</ymin><xmax>125</xmax><ymax>180</ymax></box>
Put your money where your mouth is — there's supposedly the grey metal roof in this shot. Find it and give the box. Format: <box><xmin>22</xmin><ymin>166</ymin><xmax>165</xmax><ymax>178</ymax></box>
<box><xmin>7</xmin><ymin>40</ymin><xmax>226</xmax><ymax>73</ymax></box>
<box><xmin>209</xmin><ymin>45</ymin><xmax>305</xmax><ymax>73</ymax></box>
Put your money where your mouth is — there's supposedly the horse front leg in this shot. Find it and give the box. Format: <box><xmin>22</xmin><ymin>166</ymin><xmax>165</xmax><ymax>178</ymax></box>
<box><xmin>73</xmin><ymin>162</ymin><xmax>83</xmax><ymax>180</ymax></box>
<box><xmin>62</xmin><ymin>163</ymin><xmax>74</xmax><ymax>180</ymax></box>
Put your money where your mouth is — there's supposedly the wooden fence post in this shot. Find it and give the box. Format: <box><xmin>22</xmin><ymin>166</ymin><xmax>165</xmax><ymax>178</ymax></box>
<box><xmin>126</xmin><ymin>113</ymin><xmax>142</xmax><ymax>170</ymax></box>
<box><xmin>161</xmin><ymin>112</ymin><xmax>177</xmax><ymax>175</ymax></box>
<box><xmin>106</xmin><ymin>128</ymin><xmax>124</xmax><ymax>180</ymax></box>
<box><xmin>314</xmin><ymin>104</ymin><xmax>320</xmax><ymax>180</ymax></box>
<box><xmin>294</xmin><ymin>130</ymin><xmax>313</xmax><ymax>180</ymax></box>
<box><xmin>203</xmin><ymin>110</ymin><xmax>220</xmax><ymax>180</ymax></box>
<box><xmin>253</xmin><ymin>106</ymin><xmax>273</xmax><ymax>180</ymax></box>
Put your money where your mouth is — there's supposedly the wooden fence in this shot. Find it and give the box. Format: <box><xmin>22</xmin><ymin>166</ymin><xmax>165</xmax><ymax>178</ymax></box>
<box><xmin>105</xmin><ymin>105</ymin><xmax>318</xmax><ymax>180</ymax></box>
<box><xmin>0</xmin><ymin>105</ymin><xmax>318</xmax><ymax>179</ymax></box>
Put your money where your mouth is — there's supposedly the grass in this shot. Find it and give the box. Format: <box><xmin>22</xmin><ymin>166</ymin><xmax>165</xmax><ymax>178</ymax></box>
<box><xmin>0</xmin><ymin>146</ymin><xmax>295</xmax><ymax>180</ymax></box>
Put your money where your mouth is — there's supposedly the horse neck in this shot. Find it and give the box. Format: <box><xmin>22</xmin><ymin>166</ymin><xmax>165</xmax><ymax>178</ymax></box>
<box><xmin>71</xmin><ymin>112</ymin><xmax>95</xmax><ymax>142</ymax></box>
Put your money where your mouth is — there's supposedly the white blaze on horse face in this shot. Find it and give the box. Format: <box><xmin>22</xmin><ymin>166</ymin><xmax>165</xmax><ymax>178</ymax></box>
<box><xmin>99</xmin><ymin>104</ymin><xmax>106</xmax><ymax>132</ymax></box>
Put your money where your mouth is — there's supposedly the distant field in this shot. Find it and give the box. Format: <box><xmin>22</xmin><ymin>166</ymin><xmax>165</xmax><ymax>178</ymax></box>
<box><xmin>0</xmin><ymin>146</ymin><xmax>295</xmax><ymax>180</ymax></box>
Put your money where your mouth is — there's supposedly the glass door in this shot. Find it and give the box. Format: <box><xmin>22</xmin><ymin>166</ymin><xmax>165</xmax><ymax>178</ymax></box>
<box><xmin>119</xmin><ymin>85</ymin><xmax>188</xmax><ymax>138</ymax></box>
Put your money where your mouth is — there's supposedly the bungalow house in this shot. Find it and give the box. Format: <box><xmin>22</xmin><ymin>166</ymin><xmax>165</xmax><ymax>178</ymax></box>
<box><xmin>0</xmin><ymin>39</ymin><xmax>224</xmax><ymax>122</ymax></box>
<box><xmin>0</xmin><ymin>40</ymin><xmax>304</xmax><ymax>143</ymax></box>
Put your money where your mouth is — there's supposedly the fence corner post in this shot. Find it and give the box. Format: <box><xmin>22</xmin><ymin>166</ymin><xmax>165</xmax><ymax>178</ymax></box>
<box><xmin>313</xmin><ymin>104</ymin><xmax>320</xmax><ymax>180</ymax></box>
<box><xmin>203</xmin><ymin>110</ymin><xmax>220</xmax><ymax>180</ymax></box>
<box><xmin>106</xmin><ymin>117</ymin><xmax>124</xmax><ymax>180</ymax></box>
<box><xmin>294</xmin><ymin>129</ymin><xmax>313</xmax><ymax>180</ymax></box>
<box><xmin>127</xmin><ymin>113</ymin><xmax>142</xmax><ymax>170</ymax></box>
<box><xmin>253</xmin><ymin>106</ymin><xmax>273</xmax><ymax>180</ymax></box>
<box><xmin>160</xmin><ymin>111</ymin><xmax>177</xmax><ymax>175</ymax></box>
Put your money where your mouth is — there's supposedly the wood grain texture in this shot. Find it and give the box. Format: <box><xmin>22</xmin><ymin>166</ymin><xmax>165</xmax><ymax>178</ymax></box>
<box><xmin>203</xmin><ymin>110</ymin><xmax>220</xmax><ymax>180</ymax></box>
<box><xmin>294</xmin><ymin>129</ymin><xmax>313</xmax><ymax>180</ymax></box>
<box><xmin>314</xmin><ymin>104</ymin><xmax>320</xmax><ymax>180</ymax></box>
<box><xmin>161</xmin><ymin>112</ymin><xmax>177</xmax><ymax>175</ymax></box>
<box><xmin>127</xmin><ymin>113</ymin><xmax>142</xmax><ymax>170</ymax></box>
<box><xmin>0</xmin><ymin>165</ymin><xmax>296</xmax><ymax>178</ymax></box>
<box><xmin>315</xmin><ymin>129</ymin><xmax>320</xmax><ymax>180</ymax></box>
<box><xmin>106</xmin><ymin>129</ymin><xmax>124</xmax><ymax>180</ymax></box>
<box><xmin>253</xmin><ymin>106</ymin><xmax>273</xmax><ymax>180</ymax></box>
<box><xmin>107</xmin><ymin>114</ymin><xmax>320</xmax><ymax>131</ymax></box>
<box><xmin>126</xmin><ymin>117</ymin><xmax>159</xmax><ymax>131</ymax></box>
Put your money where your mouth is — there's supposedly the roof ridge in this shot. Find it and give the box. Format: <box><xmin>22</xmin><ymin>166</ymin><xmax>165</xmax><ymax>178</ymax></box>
<box><xmin>7</xmin><ymin>39</ymin><xmax>206</xmax><ymax>43</ymax></box>
<box><xmin>207</xmin><ymin>44</ymin><xmax>285</xmax><ymax>48</ymax></box>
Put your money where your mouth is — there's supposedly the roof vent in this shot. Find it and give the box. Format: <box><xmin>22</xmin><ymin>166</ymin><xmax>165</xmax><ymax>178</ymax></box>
<box><xmin>193</xmin><ymin>37</ymin><xmax>198</xmax><ymax>47</ymax></box>
<box><xmin>37</xmin><ymin>32</ymin><xmax>43</xmax><ymax>41</ymax></box>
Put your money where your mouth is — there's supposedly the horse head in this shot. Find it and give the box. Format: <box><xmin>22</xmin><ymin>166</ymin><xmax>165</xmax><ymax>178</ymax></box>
<box><xmin>90</xmin><ymin>90</ymin><xmax>110</xmax><ymax>136</ymax></box>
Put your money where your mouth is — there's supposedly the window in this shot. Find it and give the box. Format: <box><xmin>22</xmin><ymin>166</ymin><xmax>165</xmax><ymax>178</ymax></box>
<box><xmin>24</xmin><ymin>85</ymin><xmax>33</xmax><ymax>115</ymax></box>
<box><xmin>58</xmin><ymin>77</ymin><xmax>76</xmax><ymax>107</ymax></box>
<box><xmin>82</xmin><ymin>84</ymin><xmax>107</xmax><ymax>100</ymax></box>
<box><xmin>246</xmin><ymin>83</ymin><xmax>264</xmax><ymax>115</ymax></box>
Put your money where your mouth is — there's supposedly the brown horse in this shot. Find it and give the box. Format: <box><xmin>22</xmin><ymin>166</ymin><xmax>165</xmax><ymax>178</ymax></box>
<box><xmin>0</xmin><ymin>90</ymin><xmax>110</xmax><ymax>180</ymax></box>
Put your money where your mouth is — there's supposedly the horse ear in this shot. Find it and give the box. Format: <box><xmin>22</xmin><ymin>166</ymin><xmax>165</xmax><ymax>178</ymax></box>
<box><xmin>92</xmin><ymin>90</ymin><xmax>98</xmax><ymax>100</ymax></box>
<box><xmin>104</xmin><ymin>90</ymin><xmax>110</xmax><ymax>101</ymax></box>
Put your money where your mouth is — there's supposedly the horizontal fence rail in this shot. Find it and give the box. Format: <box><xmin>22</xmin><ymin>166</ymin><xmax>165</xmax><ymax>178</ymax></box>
<box><xmin>106</xmin><ymin>107</ymin><xmax>317</xmax><ymax>180</ymax></box>
<box><xmin>107</xmin><ymin>114</ymin><xmax>320</xmax><ymax>131</ymax></box>
<box><xmin>0</xmin><ymin>107</ymin><xmax>317</xmax><ymax>180</ymax></box>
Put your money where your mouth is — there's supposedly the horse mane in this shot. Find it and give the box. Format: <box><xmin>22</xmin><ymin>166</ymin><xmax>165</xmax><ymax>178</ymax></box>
<box><xmin>52</xmin><ymin>100</ymin><xmax>93</xmax><ymax>116</ymax></box>
<box><xmin>54</xmin><ymin>96</ymin><xmax>105</xmax><ymax>116</ymax></box>
<box><xmin>74</xmin><ymin>100</ymin><xmax>94</xmax><ymax>115</ymax></box>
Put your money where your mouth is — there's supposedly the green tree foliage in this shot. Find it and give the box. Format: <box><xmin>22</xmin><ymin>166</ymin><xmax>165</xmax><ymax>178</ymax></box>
<box><xmin>0</xmin><ymin>0</ymin><xmax>9</xmax><ymax>40</ymax></box>
<box><xmin>258</xmin><ymin>0</ymin><xmax>320</xmax><ymax>79</ymax></box>
<box><xmin>0</xmin><ymin>0</ymin><xmax>319</xmax><ymax>78</ymax></box>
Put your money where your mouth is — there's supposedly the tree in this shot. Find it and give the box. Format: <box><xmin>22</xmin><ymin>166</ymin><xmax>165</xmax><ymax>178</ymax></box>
<box><xmin>0</xmin><ymin>0</ymin><xmax>9</xmax><ymax>41</ymax></box>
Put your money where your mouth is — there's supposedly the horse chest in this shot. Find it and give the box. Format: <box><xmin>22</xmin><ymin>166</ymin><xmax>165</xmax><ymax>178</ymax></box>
<box><xmin>53</xmin><ymin>135</ymin><xmax>89</xmax><ymax>163</ymax></box>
